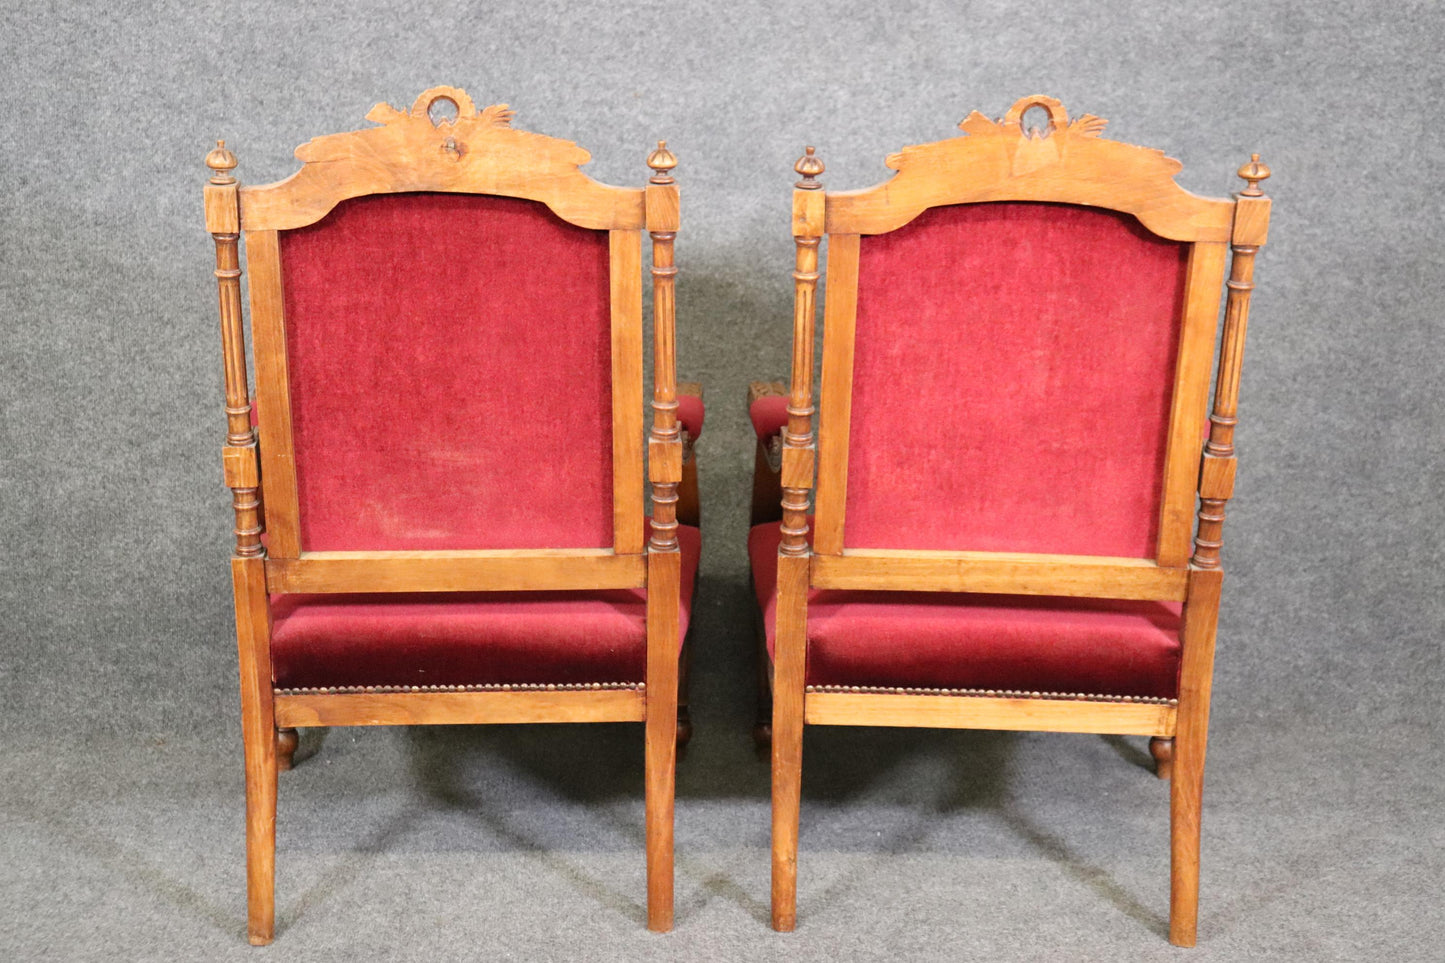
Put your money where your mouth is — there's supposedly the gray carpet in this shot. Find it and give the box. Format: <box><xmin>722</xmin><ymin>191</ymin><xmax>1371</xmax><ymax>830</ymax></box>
<box><xmin>2</xmin><ymin>1</ymin><xmax>1442</xmax><ymax>959</ymax></box>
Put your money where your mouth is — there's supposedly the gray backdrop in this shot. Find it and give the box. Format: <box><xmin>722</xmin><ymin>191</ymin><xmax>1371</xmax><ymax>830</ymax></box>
<box><xmin>2</xmin><ymin>1</ymin><xmax>1441</xmax><ymax>960</ymax></box>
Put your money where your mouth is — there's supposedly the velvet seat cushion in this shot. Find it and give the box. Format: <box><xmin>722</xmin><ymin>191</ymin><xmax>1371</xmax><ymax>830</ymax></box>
<box><xmin>748</xmin><ymin>523</ymin><xmax>1181</xmax><ymax>698</ymax></box>
<box><xmin>271</xmin><ymin>525</ymin><xmax>701</xmax><ymax>689</ymax></box>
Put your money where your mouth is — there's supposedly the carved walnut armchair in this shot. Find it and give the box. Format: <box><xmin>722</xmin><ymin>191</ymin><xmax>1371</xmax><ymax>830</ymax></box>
<box><xmin>204</xmin><ymin>87</ymin><xmax>702</xmax><ymax>943</ymax></box>
<box><xmin>749</xmin><ymin>96</ymin><xmax>1271</xmax><ymax>945</ymax></box>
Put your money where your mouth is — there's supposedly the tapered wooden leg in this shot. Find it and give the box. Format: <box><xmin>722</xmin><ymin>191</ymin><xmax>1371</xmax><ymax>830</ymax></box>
<box><xmin>770</xmin><ymin>554</ymin><xmax>809</xmax><ymax>931</ymax></box>
<box><xmin>1170</xmin><ymin>569</ymin><xmax>1222</xmax><ymax>947</ymax></box>
<box><xmin>645</xmin><ymin>551</ymin><xmax>681</xmax><ymax>932</ymax></box>
<box><xmin>276</xmin><ymin>728</ymin><xmax>299</xmax><ymax>771</ymax></box>
<box><xmin>233</xmin><ymin>557</ymin><xmax>278</xmax><ymax>945</ymax></box>
<box><xmin>1150</xmin><ymin>737</ymin><xmax>1174</xmax><ymax>780</ymax></box>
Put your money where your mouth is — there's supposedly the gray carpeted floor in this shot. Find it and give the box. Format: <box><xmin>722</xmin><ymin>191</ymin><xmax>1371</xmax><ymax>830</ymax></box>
<box><xmin>2</xmin><ymin>1</ymin><xmax>1442</xmax><ymax>960</ymax></box>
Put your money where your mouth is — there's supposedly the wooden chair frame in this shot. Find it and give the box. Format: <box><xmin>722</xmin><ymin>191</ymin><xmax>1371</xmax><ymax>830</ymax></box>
<box><xmin>205</xmin><ymin>87</ymin><xmax>687</xmax><ymax>942</ymax></box>
<box><xmin>768</xmin><ymin>96</ymin><xmax>1271</xmax><ymax>945</ymax></box>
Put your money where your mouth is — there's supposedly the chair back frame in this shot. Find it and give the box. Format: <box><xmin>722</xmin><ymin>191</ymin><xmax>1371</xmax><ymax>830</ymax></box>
<box><xmin>796</xmin><ymin>95</ymin><xmax>1265</xmax><ymax>602</ymax></box>
<box><xmin>204</xmin><ymin>87</ymin><xmax>685</xmax><ymax>938</ymax></box>
<box><xmin>767</xmin><ymin>94</ymin><xmax>1272</xmax><ymax>944</ymax></box>
<box><xmin>218</xmin><ymin>87</ymin><xmax>659</xmax><ymax>594</ymax></box>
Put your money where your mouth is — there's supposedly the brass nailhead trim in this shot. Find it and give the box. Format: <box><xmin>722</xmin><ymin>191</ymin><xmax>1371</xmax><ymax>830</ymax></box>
<box><xmin>803</xmin><ymin>685</ymin><xmax>1176</xmax><ymax>706</ymax></box>
<box><xmin>275</xmin><ymin>682</ymin><xmax>644</xmax><ymax>696</ymax></box>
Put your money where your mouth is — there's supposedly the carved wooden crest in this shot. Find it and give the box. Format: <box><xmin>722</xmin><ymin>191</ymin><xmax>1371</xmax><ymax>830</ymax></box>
<box><xmin>829</xmin><ymin>95</ymin><xmax>1233</xmax><ymax>241</ymax></box>
<box><xmin>239</xmin><ymin>86</ymin><xmax>644</xmax><ymax>232</ymax></box>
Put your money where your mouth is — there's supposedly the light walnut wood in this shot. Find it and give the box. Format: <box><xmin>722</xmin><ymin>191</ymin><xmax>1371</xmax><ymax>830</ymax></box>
<box><xmin>1171</xmin><ymin>567</ymin><xmax>1223</xmax><ymax>946</ymax></box>
<box><xmin>761</xmin><ymin>103</ymin><xmax>1273</xmax><ymax>946</ymax></box>
<box><xmin>812</xmin><ymin>233</ymin><xmax>860</xmax><ymax>556</ymax></box>
<box><xmin>207</xmin><ymin>143</ymin><xmax>263</xmax><ymax>559</ymax></box>
<box><xmin>244</xmin><ymin>229</ymin><xmax>301</xmax><ymax>558</ymax></box>
<box><xmin>275</xmin><ymin>688</ymin><xmax>645</xmax><ymax>727</ymax></box>
<box><xmin>811</xmin><ymin>550</ymin><xmax>1188</xmax><ymax>601</ymax></box>
<box><xmin>275</xmin><ymin>728</ymin><xmax>299</xmax><ymax>771</ymax></box>
<box><xmin>210</xmin><ymin>95</ymin><xmax>688</xmax><ymax>938</ymax></box>
<box><xmin>805</xmin><ymin>692</ymin><xmax>1176</xmax><ymax>736</ymax></box>
<box><xmin>239</xmin><ymin>88</ymin><xmax>645</xmax><ymax>232</ymax></box>
<box><xmin>265</xmin><ymin>549</ymin><xmax>645</xmax><ymax>594</ymax></box>
<box><xmin>231</xmin><ymin>556</ymin><xmax>277</xmax><ymax>945</ymax></box>
<box><xmin>642</xmin><ymin>141</ymin><xmax>682</xmax><ymax>933</ymax></box>
<box><xmin>1157</xmin><ymin>242</ymin><xmax>1230</xmax><ymax>566</ymax></box>
<box><xmin>610</xmin><ymin>230</ymin><xmax>646</xmax><ymax>554</ymax></box>
<box><xmin>1192</xmin><ymin>163</ymin><xmax>1269</xmax><ymax>570</ymax></box>
<box><xmin>825</xmin><ymin>96</ymin><xmax>1234</xmax><ymax>241</ymax></box>
<box><xmin>644</xmin><ymin>550</ymin><xmax>680</xmax><ymax>932</ymax></box>
<box><xmin>1172</xmin><ymin>157</ymin><xmax>1270</xmax><ymax>947</ymax></box>
<box><xmin>1150</xmin><ymin>736</ymin><xmax>1175</xmax><ymax>780</ymax></box>
<box><xmin>770</xmin><ymin>552</ymin><xmax>810</xmax><ymax>932</ymax></box>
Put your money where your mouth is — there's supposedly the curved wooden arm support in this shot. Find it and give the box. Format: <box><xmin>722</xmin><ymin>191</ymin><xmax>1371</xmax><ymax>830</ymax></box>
<box><xmin>748</xmin><ymin>380</ymin><xmax>787</xmax><ymax>525</ymax></box>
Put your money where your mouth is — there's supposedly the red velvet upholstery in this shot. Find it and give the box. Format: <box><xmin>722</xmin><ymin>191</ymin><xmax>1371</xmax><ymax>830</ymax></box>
<box><xmin>272</xmin><ymin>525</ymin><xmax>700</xmax><ymax>688</ymax></box>
<box><xmin>750</xmin><ymin>395</ymin><xmax>788</xmax><ymax>440</ymax></box>
<box><xmin>749</xmin><ymin>523</ymin><xmax>1181</xmax><ymax>697</ymax></box>
<box><xmin>278</xmin><ymin>192</ymin><xmax>614</xmax><ymax>552</ymax></box>
<box><xmin>846</xmin><ymin>202</ymin><xmax>1189</xmax><ymax>558</ymax></box>
<box><xmin>678</xmin><ymin>393</ymin><xmax>705</xmax><ymax>440</ymax></box>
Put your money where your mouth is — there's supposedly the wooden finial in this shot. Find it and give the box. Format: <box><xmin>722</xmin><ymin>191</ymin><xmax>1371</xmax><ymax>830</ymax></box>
<box><xmin>205</xmin><ymin>139</ymin><xmax>238</xmax><ymax>184</ymax></box>
<box><xmin>648</xmin><ymin>140</ymin><xmax>677</xmax><ymax>184</ymax></box>
<box><xmin>1237</xmin><ymin>153</ymin><xmax>1270</xmax><ymax>196</ymax></box>
<box><xmin>794</xmin><ymin>146</ymin><xmax>824</xmax><ymax>189</ymax></box>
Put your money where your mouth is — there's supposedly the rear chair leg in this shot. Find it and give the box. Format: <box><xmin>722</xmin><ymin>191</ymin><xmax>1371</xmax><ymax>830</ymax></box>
<box><xmin>752</xmin><ymin>610</ymin><xmax>773</xmax><ymax>755</ymax></box>
<box><xmin>276</xmin><ymin>728</ymin><xmax>299</xmax><ymax>771</ymax></box>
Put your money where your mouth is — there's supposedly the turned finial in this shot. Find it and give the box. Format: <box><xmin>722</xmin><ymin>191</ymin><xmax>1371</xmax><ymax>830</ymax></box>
<box><xmin>205</xmin><ymin>139</ymin><xmax>237</xmax><ymax>185</ymax></box>
<box><xmin>794</xmin><ymin>146</ymin><xmax>824</xmax><ymax>188</ymax></box>
<box><xmin>647</xmin><ymin>140</ymin><xmax>677</xmax><ymax>184</ymax></box>
<box><xmin>1237</xmin><ymin>153</ymin><xmax>1270</xmax><ymax>196</ymax></box>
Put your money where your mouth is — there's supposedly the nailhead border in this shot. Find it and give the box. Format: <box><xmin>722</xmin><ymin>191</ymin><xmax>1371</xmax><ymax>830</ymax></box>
<box><xmin>804</xmin><ymin>684</ymin><xmax>1176</xmax><ymax>706</ymax></box>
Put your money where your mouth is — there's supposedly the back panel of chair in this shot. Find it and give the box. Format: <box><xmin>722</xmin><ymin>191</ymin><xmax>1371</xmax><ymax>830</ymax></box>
<box><xmin>230</xmin><ymin>87</ymin><xmax>655</xmax><ymax>590</ymax></box>
<box><xmin>803</xmin><ymin>96</ymin><xmax>1242</xmax><ymax>595</ymax></box>
<box><xmin>278</xmin><ymin>192</ymin><xmax>613</xmax><ymax>551</ymax></box>
<box><xmin>844</xmin><ymin>201</ymin><xmax>1189</xmax><ymax>557</ymax></box>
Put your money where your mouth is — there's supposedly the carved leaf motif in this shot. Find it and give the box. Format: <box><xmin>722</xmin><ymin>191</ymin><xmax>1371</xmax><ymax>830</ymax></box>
<box><xmin>478</xmin><ymin>103</ymin><xmax>515</xmax><ymax>128</ymax></box>
<box><xmin>958</xmin><ymin>111</ymin><xmax>1001</xmax><ymax>136</ymax></box>
<box><xmin>1069</xmin><ymin>114</ymin><xmax>1108</xmax><ymax>138</ymax></box>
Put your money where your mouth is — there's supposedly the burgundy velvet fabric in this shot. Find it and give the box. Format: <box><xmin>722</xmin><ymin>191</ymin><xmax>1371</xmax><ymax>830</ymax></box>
<box><xmin>846</xmin><ymin>202</ymin><xmax>1189</xmax><ymax>558</ymax></box>
<box><xmin>750</xmin><ymin>395</ymin><xmax>788</xmax><ymax>440</ymax></box>
<box><xmin>678</xmin><ymin>394</ymin><xmax>705</xmax><ymax>439</ymax></box>
<box><xmin>278</xmin><ymin>192</ymin><xmax>614</xmax><ymax>551</ymax></box>
<box><xmin>271</xmin><ymin>525</ymin><xmax>700</xmax><ymax>688</ymax></box>
<box><xmin>748</xmin><ymin>523</ymin><xmax>1181</xmax><ymax>698</ymax></box>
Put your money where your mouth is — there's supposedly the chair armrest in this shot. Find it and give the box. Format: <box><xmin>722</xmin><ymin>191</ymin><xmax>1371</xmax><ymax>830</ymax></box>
<box><xmin>748</xmin><ymin>381</ymin><xmax>787</xmax><ymax>526</ymax></box>
<box><xmin>677</xmin><ymin>382</ymin><xmax>703</xmax><ymax>528</ymax></box>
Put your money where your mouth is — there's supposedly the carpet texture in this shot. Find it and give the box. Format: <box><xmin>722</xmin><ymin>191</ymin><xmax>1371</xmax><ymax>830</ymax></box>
<box><xmin>2</xmin><ymin>1</ymin><xmax>1442</xmax><ymax>960</ymax></box>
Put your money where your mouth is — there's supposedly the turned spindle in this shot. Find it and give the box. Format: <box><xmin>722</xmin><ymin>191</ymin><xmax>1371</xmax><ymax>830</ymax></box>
<box><xmin>206</xmin><ymin>141</ymin><xmax>263</xmax><ymax>558</ymax></box>
<box><xmin>780</xmin><ymin>147</ymin><xmax>824</xmax><ymax>557</ymax></box>
<box><xmin>646</xmin><ymin>141</ymin><xmax>681</xmax><ymax>554</ymax></box>
<box><xmin>1191</xmin><ymin>154</ymin><xmax>1270</xmax><ymax>569</ymax></box>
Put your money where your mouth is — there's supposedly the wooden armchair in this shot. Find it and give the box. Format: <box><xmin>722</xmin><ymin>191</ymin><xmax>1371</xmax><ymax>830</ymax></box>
<box><xmin>204</xmin><ymin>87</ymin><xmax>701</xmax><ymax>943</ymax></box>
<box><xmin>750</xmin><ymin>96</ymin><xmax>1271</xmax><ymax>945</ymax></box>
